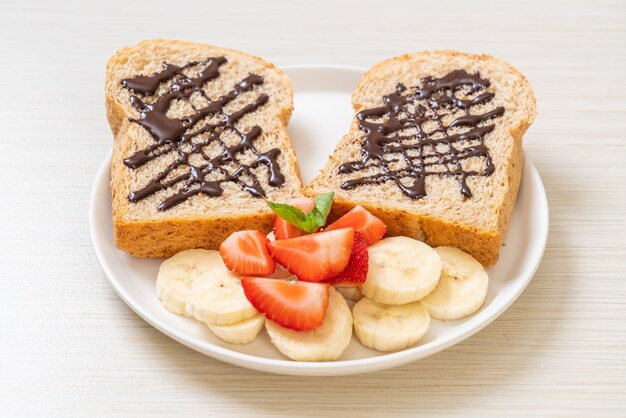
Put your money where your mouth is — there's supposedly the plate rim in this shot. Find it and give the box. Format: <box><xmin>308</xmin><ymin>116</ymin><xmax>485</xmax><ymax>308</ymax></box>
<box><xmin>90</xmin><ymin>65</ymin><xmax>549</xmax><ymax>376</ymax></box>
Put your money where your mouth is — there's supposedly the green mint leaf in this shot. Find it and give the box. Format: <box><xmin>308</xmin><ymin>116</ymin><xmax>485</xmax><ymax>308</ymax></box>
<box><xmin>266</xmin><ymin>191</ymin><xmax>335</xmax><ymax>234</ymax></box>
<box><xmin>265</xmin><ymin>200</ymin><xmax>317</xmax><ymax>233</ymax></box>
<box><xmin>312</xmin><ymin>208</ymin><xmax>324</xmax><ymax>226</ymax></box>
<box><xmin>299</xmin><ymin>216</ymin><xmax>320</xmax><ymax>233</ymax></box>
<box><xmin>313</xmin><ymin>191</ymin><xmax>334</xmax><ymax>227</ymax></box>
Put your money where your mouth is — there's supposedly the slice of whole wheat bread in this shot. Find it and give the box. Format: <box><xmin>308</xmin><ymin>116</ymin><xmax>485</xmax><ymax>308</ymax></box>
<box><xmin>106</xmin><ymin>40</ymin><xmax>302</xmax><ymax>257</ymax></box>
<box><xmin>305</xmin><ymin>51</ymin><xmax>536</xmax><ymax>266</ymax></box>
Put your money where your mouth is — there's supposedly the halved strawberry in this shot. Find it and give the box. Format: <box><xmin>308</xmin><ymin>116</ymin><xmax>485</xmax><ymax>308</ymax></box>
<box><xmin>219</xmin><ymin>230</ymin><xmax>275</xmax><ymax>275</ymax></box>
<box><xmin>272</xmin><ymin>197</ymin><xmax>316</xmax><ymax>240</ymax></box>
<box><xmin>330</xmin><ymin>231</ymin><xmax>369</xmax><ymax>285</ymax></box>
<box><xmin>266</xmin><ymin>228</ymin><xmax>354</xmax><ymax>282</ymax></box>
<box><xmin>241</xmin><ymin>277</ymin><xmax>329</xmax><ymax>331</ymax></box>
<box><xmin>325</xmin><ymin>205</ymin><xmax>387</xmax><ymax>245</ymax></box>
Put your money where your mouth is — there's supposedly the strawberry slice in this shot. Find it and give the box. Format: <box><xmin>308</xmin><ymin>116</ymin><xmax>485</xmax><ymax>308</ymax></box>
<box><xmin>266</xmin><ymin>228</ymin><xmax>354</xmax><ymax>282</ymax></box>
<box><xmin>241</xmin><ymin>277</ymin><xmax>329</xmax><ymax>331</ymax></box>
<box><xmin>272</xmin><ymin>197</ymin><xmax>316</xmax><ymax>240</ymax></box>
<box><xmin>219</xmin><ymin>230</ymin><xmax>275</xmax><ymax>275</ymax></box>
<box><xmin>325</xmin><ymin>205</ymin><xmax>387</xmax><ymax>245</ymax></box>
<box><xmin>330</xmin><ymin>231</ymin><xmax>369</xmax><ymax>285</ymax></box>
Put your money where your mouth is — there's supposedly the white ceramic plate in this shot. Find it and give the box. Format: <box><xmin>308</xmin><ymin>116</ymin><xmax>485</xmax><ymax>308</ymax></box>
<box><xmin>90</xmin><ymin>65</ymin><xmax>549</xmax><ymax>376</ymax></box>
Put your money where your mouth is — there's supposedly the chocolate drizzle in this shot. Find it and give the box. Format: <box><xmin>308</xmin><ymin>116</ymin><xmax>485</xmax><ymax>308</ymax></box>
<box><xmin>120</xmin><ymin>57</ymin><xmax>285</xmax><ymax>211</ymax></box>
<box><xmin>339</xmin><ymin>69</ymin><xmax>504</xmax><ymax>199</ymax></box>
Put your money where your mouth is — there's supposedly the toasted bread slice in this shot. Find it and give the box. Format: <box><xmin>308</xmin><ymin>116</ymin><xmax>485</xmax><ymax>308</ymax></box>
<box><xmin>305</xmin><ymin>51</ymin><xmax>536</xmax><ymax>266</ymax></box>
<box><xmin>106</xmin><ymin>40</ymin><xmax>302</xmax><ymax>257</ymax></box>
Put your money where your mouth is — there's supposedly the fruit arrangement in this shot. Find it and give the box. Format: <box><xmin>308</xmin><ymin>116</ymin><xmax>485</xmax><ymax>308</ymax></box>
<box><xmin>156</xmin><ymin>192</ymin><xmax>489</xmax><ymax>361</ymax></box>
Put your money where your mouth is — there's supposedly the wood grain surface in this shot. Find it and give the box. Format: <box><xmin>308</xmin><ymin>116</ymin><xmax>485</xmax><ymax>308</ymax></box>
<box><xmin>1</xmin><ymin>0</ymin><xmax>625</xmax><ymax>416</ymax></box>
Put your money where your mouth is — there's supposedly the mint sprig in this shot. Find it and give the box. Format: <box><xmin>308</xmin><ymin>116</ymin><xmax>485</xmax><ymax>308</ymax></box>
<box><xmin>266</xmin><ymin>191</ymin><xmax>335</xmax><ymax>234</ymax></box>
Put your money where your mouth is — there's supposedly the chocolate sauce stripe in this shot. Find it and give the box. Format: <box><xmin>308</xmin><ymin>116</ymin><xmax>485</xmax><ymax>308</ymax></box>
<box><xmin>126</xmin><ymin>73</ymin><xmax>264</xmax><ymax>162</ymax></box>
<box><xmin>397</xmin><ymin>147</ymin><xmax>491</xmax><ymax>169</ymax></box>
<box><xmin>122</xmin><ymin>63</ymin><xmax>182</xmax><ymax>95</ymax></box>
<box><xmin>128</xmin><ymin>121</ymin><xmax>269</xmax><ymax>206</ymax></box>
<box><xmin>340</xmin><ymin>69</ymin><xmax>505</xmax><ymax>199</ymax></box>
<box><xmin>120</xmin><ymin>57</ymin><xmax>285</xmax><ymax>210</ymax></box>
<box><xmin>124</xmin><ymin>92</ymin><xmax>266</xmax><ymax>169</ymax></box>
<box><xmin>360</xmin><ymin>124</ymin><xmax>496</xmax><ymax>151</ymax></box>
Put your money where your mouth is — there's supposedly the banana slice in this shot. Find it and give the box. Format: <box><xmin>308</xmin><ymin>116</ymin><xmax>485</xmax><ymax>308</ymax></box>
<box><xmin>156</xmin><ymin>249</ymin><xmax>226</xmax><ymax>316</ymax></box>
<box><xmin>353</xmin><ymin>298</ymin><xmax>430</xmax><ymax>352</ymax></box>
<box><xmin>360</xmin><ymin>237</ymin><xmax>442</xmax><ymax>305</ymax></box>
<box><xmin>334</xmin><ymin>285</ymin><xmax>363</xmax><ymax>302</ymax></box>
<box><xmin>187</xmin><ymin>269</ymin><xmax>258</xmax><ymax>326</ymax></box>
<box><xmin>420</xmin><ymin>246</ymin><xmax>489</xmax><ymax>320</ymax></box>
<box><xmin>208</xmin><ymin>315</ymin><xmax>265</xmax><ymax>344</ymax></box>
<box><xmin>265</xmin><ymin>287</ymin><xmax>353</xmax><ymax>361</ymax></box>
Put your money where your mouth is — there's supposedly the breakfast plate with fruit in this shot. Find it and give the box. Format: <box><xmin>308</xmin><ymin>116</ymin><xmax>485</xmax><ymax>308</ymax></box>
<box><xmin>91</xmin><ymin>41</ymin><xmax>548</xmax><ymax>376</ymax></box>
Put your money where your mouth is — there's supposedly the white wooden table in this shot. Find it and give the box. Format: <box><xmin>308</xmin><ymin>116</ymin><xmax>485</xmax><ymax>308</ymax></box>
<box><xmin>1</xmin><ymin>0</ymin><xmax>625</xmax><ymax>416</ymax></box>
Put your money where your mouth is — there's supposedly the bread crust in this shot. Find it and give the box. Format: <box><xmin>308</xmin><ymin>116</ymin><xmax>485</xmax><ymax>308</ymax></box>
<box><xmin>306</xmin><ymin>51</ymin><xmax>536</xmax><ymax>266</ymax></box>
<box><xmin>106</xmin><ymin>40</ymin><xmax>300</xmax><ymax>258</ymax></box>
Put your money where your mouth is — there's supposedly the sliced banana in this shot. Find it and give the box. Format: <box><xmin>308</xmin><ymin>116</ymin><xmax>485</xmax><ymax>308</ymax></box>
<box><xmin>334</xmin><ymin>285</ymin><xmax>363</xmax><ymax>302</ymax></box>
<box><xmin>420</xmin><ymin>246</ymin><xmax>489</xmax><ymax>320</ymax></box>
<box><xmin>187</xmin><ymin>269</ymin><xmax>258</xmax><ymax>326</ymax></box>
<box><xmin>353</xmin><ymin>298</ymin><xmax>430</xmax><ymax>352</ymax></box>
<box><xmin>265</xmin><ymin>287</ymin><xmax>353</xmax><ymax>362</ymax></box>
<box><xmin>208</xmin><ymin>315</ymin><xmax>265</xmax><ymax>344</ymax></box>
<box><xmin>156</xmin><ymin>249</ymin><xmax>226</xmax><ymax>316</ymax></box>
<box><xmin>360</xmin><ymin>237</ymin><xmax>442</xmax><ymax>305</ymax></box>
